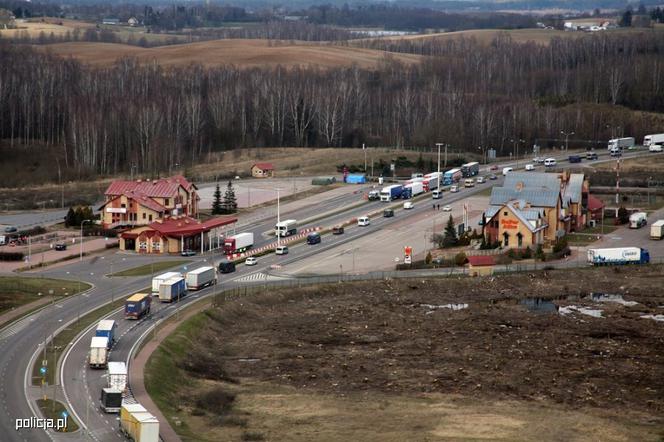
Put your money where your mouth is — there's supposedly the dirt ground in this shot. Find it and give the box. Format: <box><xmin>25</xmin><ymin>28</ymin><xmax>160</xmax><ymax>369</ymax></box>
<box><xmin>170</xmin><ymin>265</ymin><xmax>664</xmax><ymax>441</ymax></box>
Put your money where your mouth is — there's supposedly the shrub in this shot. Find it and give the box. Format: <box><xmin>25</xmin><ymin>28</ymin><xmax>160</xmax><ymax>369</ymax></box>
<box><xmin>194</xmin><ymin>387</ymin><xmax>236</xmax><ymax>415</ymax></box>
<box><xmin>552</xmin><ymin>238</ymin><xmax>568</xmax><ymax>254</ymax></box>
<box><xmin>535</xmin><ymin>244</ymin><xmax>545</xmax><ymax>261</ymax></box>
<box><xmin>617</xmin><ymin>206</ymin><xmax>629</xmax><ymax>225</ymax></box>
<box><xmin>454</xmin><ymin>252</ymin><xmax>467</xmax><ymax>266</ymax></box>
<box><xmin>0</xmin><ymin>251</ymin><xmax>24</xmax><ymax>261</ymax></box>
<box><xmin>425</xmin><ymin>252</ymin><xmax>432</xmax><ymax>264</ymax></box>
<box><xmin>522</xmin><ymin>246</ymin><xmax>532</xmax><ymax>259</ymax></box>
<box><xmin>506</xmin><ymin>249</ymin><xmax>517</xmax><ymax>259</ymax></box>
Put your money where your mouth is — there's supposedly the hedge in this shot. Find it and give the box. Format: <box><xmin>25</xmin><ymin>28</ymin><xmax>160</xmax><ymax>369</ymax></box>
<box><xmin>0</xmin><ymin>251</ymin><xmax>24</xmax><ymax>261</ymax></box>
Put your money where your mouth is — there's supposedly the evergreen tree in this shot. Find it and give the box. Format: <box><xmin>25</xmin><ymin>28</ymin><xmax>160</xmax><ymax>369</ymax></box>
<box><xmin>443</xmin><ymin>214</ymin><xmax>458</xmax><ymax>248</ymax></box>
<box><xmin>620</xmin><ymin>9</ymin><xmax>633</xmax><ymax>27</ymax></box>
<box><xmin>222</xmin><ymin>180</ymin><xmax>237</xmax><ymax>213</ymax></box>
<box><xmin>211</xmin><ymin>182</ymin><xmax>223</xmax><ymax>215</ymax></box>
<box><xmin>64</xmin><ymin>207</ymin><xmax>76</xmax><ymax>227</ymax></box>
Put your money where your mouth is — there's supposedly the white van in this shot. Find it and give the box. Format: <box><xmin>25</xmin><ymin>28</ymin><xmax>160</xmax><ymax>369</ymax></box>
<box><xmin>432</xmin><ymin>189</ymin><xmax>443</xmax><ymax>199</ymax></box>
<box><xmin>525</xmin><ymin>164</ymin><xmax>535</xmax><ymax>171</ymax></box>
<box><xmin>544</xmin><ymin>158</ymin><xmax>557</xmax><ymax>167</ymax></box>
<box><xmin>476</xmin><ymin>176</ymin><xmax>485</xmax><ymax>184</ymax></box>
<box><xmin>464</xmin><ymin>178</ymin><xmax>475</xmax><ymax>188</ymax></box>
<box><xmin>502</xmin><ymin>167</ymin><xmax>513</xmax><ymax>176</ymax></box>
<box><xmin>275</xmin><ymin>245</ymin><xmax>289</xmax><ymax>255</ymax></box>
<box><xmin>357</xmin><ymin>216</ymin><xmax>370</xmax><ymax>227</ymax></box>
<box><xmin>649</xmin><ymin>144</ymin><xmax>663</xmax><ymax>152</ymax></box>
<box><xmin>450</xmin><ymin>185</ymin><xmax>459</xmax><ymax>193</ymax></box>
<box><xmin>609</xmin><ymin>147</ymin><xmax>622</xmax><ymax>157</ymax></box>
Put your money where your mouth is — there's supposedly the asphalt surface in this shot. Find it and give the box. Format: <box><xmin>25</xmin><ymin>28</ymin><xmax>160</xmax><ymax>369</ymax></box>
<box><xmin>0</xmin><ymin>147</ymin><xmax>656</xmax><ymax>442</ymax></box>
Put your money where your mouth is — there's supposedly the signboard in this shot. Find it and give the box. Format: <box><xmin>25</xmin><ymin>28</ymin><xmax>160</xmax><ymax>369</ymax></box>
<box><xmin>501</xmin><ymin>219</ymin><xmax>519</xmax><ymax>229</ymax></box>
<box><xmin>390</xmin><ymin>163</ymin><xmax>395</xmax><ymax>172</ymax></box>
<box><xmin>105</xmin><ymin>208</ymin><xmax>127</xmax><ymax>214</ymax></box>
<box><xmin>404</xmin><ymin>246</ymin><xmax>413</xmax><ymax>257</ymax></box>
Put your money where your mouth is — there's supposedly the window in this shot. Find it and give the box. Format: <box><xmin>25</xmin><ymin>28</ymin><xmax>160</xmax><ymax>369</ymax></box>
<box><xmin>121</xmin><ymin>203</ymin><xmax>126</xmax><ymax>208</ymax></box>
<box><xmin>139</xmin><ymin>241</ymin><xmax>147</xmax><ymax>250</ymax></box>
<box><xmin>517</xmin><ymin>232</ymin><xmax>523</xmax><ymax>248</ymax></box>
<box><xmin>152</xmin><ymin>241</ymin><xmax>160</xmax><ymax>251</ymax></box>
<box><xmin>149</xmin><ymin>214</ymin><xmax>153</xmax><ymax>221</ymax></box>
<box><xmin>504</xmin><ymin>211</ymin><xmax>508</xmax><ymax>216</ymax></box>
<box><xmin>503</xmin><ymin>232</ymin><xmax>510</xmax><ymax>246</ymax></box>
<box><xmin>142</xmin><ymin>213</ymin><xmax>146</xmax><ymax>220</ymax></box>
<box><xmin>165</xmin><ymin>198</ymin><xmax>170</xmax><ymax>206</ymax></box>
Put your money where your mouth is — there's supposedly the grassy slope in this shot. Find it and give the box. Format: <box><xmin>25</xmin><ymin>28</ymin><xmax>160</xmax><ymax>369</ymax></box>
<box><xmin>109</xmin><ymin>260</ymin><xmax>192</xmax><ymax>277</ymax></box>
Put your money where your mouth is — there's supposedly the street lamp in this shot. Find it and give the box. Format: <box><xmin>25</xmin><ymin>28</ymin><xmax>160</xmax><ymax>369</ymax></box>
<box><xmin>275</xmin><ymin>188</ymin><xmax>282</xmax><ymax>248</ymax></box>
<box><xmin>80</xmin><ymin>219</ymin><xmax>94</xmax><ymax>261</ymax></box>
<box><xmin>510</xmin><ymin>138</ymin><xmax>524</xmax><ymax>169</ymax></box>
<box><xmin>560</xmin><ymin>130</ymin><xmax>575</xmax><ymax>152</ymax></box>
<box><xmin>435</xmin><ymin>143</ymin><xmax>443</xmax><ymax>189</ymax></box>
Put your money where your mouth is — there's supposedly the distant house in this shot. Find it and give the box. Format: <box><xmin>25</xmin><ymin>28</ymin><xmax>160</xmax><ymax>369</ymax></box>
<box><xmin>127</xmin><ymin>17</ymin><xmax>139</xmax><ymax>27</ymax></box>
<box><xmin>467</xmin><ymin>255</ymin><xmax>495</xmax><ymax>277</ymax></box>
<box><xmin>251</xmin><ymin>163</ymin><xmax>275</xmax><ymax>178</ymax></box>
<box><xmin>102</xmin><ymin>18</ymin><xmax>120</xmax><ymax>25</ymax></box>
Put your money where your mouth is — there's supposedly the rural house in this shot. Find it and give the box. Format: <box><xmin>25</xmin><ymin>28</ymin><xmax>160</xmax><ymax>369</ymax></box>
<box><xmin>251</xmin><ymin>163</ymin><xmax>275</xmax><ymax>178</ymax></box>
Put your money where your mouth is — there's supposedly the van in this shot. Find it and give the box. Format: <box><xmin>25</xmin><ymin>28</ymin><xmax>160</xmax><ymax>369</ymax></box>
<box><xmin>476</xmin><ymin>176</ymin><xmax>485</xmax><ymax>184</ymax></box>
<box><xmin>275</xmin><ymin>245</ymin><xmax>289</xmax><ymax>255</ymax></box>
<box><xmin>525</xmin><ymin>164</ymin><xmax>535</xmax><ymax>171</ymax></box>
<box><xmin>649</xmin><ymin>144</ymin><xmax>663</xmax><ymax>152</ymax></box>
<box><xmin>450</xmin><ymin>185</ymin><xmax>459</xmax><ymax>193</ymax></box>
<box><xmin>383</xmin><ymin>208</ymin><xmax>394</xmax><ymax>218</ymax></box>
<box><xmin>464</xmin><ymin>179</ymin><xmax>475</xmax><ymax>188</ymax></box>
<box><xmin>586</xmin><ymin>151</ymin><xmax>598</xmax><ymax>160</ymax></box>
<box><xmin>403</xmin><ymin>201</ymin><xmax>414</xmax><ymax>210</ymax></box>
<box><xmin>544</xmin><ymin>158</ymin><xmax>557</xmax><ymax>167</ymax></box>
<box><xmin>432</xmin><ymin>190</ymin><xmax>443</xmax><ymax>199</ymax></box>
<box><xmin>357</xmin><ymin>216</ymin><xmax>370</xmax><ymax>227</ymax></box>
<box><xmin>609</xmin><ymin>147</ymin><xmax>622</xmax><ymax>157</ymax></box>
<box><xmin>502</xmin><ymin>167</ymin><xmax>513</xmax><ymax>176</ymax></box>
<box><xmin>218</xmin><ymin>261</ymin><xmax>236</xmax><ymax>274</ymax></box>
<box><xmin>306</xmin><ymin>232</ymin><xmax>321</xmax><ymax>245</ymax></box>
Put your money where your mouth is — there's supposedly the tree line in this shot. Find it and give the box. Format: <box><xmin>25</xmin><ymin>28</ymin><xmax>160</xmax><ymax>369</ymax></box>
<box><xmin>1</xmin><ymin>31</ymin><xmax>664</xmax><ymax>180</ymax></box>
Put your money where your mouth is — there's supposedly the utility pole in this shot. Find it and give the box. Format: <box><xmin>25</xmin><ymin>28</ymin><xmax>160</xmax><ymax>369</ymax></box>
<box><xmin>276</xmin><ymin>189</ymin><xmax>281</xmax><ymax>248</ymax></box>
<box><xmin>363</xmin><ymin>143</ymin><xmax>367</xmax><ymax>174</ymax></box>
<box><xmin>444</xmin><ymin>143</ymin><xmax>448</xmax><ymax>167</ymax></box>
<box><xmin>615</xmin><ymin>158</ymin><xmax>621</xmax><ymax>205</ymax></box>
<box><xmin>561</xmin><ymin>130</ymin><xmax>575</xmax><ymax>152</ymax></box>
<box><xmin>436</xmin><ymin>143</ymin><xmax>443</xmax><ymax>190</ymax></box>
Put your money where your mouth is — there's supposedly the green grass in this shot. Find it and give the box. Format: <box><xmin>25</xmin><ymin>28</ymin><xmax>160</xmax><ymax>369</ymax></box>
<box><xmin>31</xmin><ymin>295</ymin><xmax>131</xmax><ymax>386</ymax></box>
<box><xmin>109</xmin><ymin>260</ymin><xmax>191</xmax><ymax>277</ymax></box>
<box><xmin>565</xmin><ymin>233</ymin><xmax>600</xmax><ymax>245</ymax></box>
<box><xmin>579</xmin><ymin>224</ymin><xmax>617</xmax><ymax>235</ymax></box>
<box><xmin>0</xmin><ymin>276</ymin><xmax>90</xmax><ymax>316</ymax></box>
<box><xmin>36</xmin><ymin>399</ymin><xmax>79</xmax><ymax>432</ymax></box>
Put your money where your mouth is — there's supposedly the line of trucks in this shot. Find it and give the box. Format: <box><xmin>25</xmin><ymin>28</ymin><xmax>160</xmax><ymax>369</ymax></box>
<box><xmin>606</xmin><ymin>133</ymin><xmax>664</xmax><ymax>155</ymax></box>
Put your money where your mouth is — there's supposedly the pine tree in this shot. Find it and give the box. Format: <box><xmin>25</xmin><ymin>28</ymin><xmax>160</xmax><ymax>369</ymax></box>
<box><xmin>211</xmin><ymin>182</ymin><xmax>223</xmax><ymax>215</ymax></box>
<box><xmin>443</xmin><ymin>214</ymin><xmax>458</xmax><ymax>248</ymax></box>
<box><xmin>64</xmin><ymin>207</ymin><xmax>76</xmax><ymax>227</ymax></box>
<box><xmin>222</xmin><ymin>180</ymin><xmax>237</xmax><ymax>214</ymax></box>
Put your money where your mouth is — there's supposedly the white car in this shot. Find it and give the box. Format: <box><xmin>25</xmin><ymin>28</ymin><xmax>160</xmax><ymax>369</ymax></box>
<box><xmin>442</xmin><ymin>205</ymin><xmax>452</xmax><ymax>212</ymax></box>
<box><xmin>502</xmin><ymin>167</ymin><xmax>513</xmax><ymax>176</ymax></box>
<box><xmin>403</xmin><ymin>201</ymin><xmax>414</xmax><ymax>210</ymax></box>
<box><xmin>357</xmin><ymin>216</ymin><xmax>370</xmax><ymax>226</ymax></box>
<box><xmin>544</xmin><ymin>158</ymin><xmax>557</xmax><ymax>167</ymax></box>
<box><xmin>450</xmin><ymin>185</ymin><xmax>459</xmax><ymax>193</ymax></box>
<box><xmin>649</xmin><ymin>144</ymin><xmax>663</xmax><ymax>152</ymax></box>
<box><xmin>525</xmin><ymin>164</ymin><xmax>535</xmax><ymax>171</ymax></box>
<box><xmin>476</xmin><ymin>176</ymin><xmax>485</xmax><ymax>184</ymax></box>
<box><xmin>245</xmin><ymin>257</ymin><xmax>257</xmax><ymax>266</ymax></box>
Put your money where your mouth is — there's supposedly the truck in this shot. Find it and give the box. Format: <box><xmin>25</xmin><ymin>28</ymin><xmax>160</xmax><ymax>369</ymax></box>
<box><xmin>159</xmin><ymin>277</ymin><xmax>187</xmax><ymax>303</ymax></box>
<box><xmin>275</xmin><ymin>219</ymin><xmax>297</xmax><ymax>237</ymax></box>
<box><xmin>402</xmin><ymin>181</ymin><xmax>424</xmax><ymax>199</ymax></box>
<box><xmin>379</xmin><ymin>184</ymin><xmax>403</xmax><ymax>202</ymax></box>
<box><xmin>607</xmin><ymin>137</ymin><xmax>635</xmax><ymax>150</ymax></box>
<box><xmin>107</xmin><ymin>361</ymin><xmax>128</xmax><ymax>394</ymax></box>
<box><xmin>151</xmin><ymin>272</ymin><xmax>182</xmax><ymax>295</ymax></box>
<box><xmin>95</xmin><ymin>320</ymin><xmax>117</xmax><ymax>347</ymax></box>
<box><xmin>184</xmin><ymin>266</ymin><xmax>215</xmax><ymax>290</ymax></box>
<box><xmin>650</xmin><ymin>220</ymin><xmax>664</xmax><ymax>239</ymax></box>
<box><xmin>461</xmin><ymin>162</ymin><xmax>480</xmax><ymax>177</ymax></box>
<box><xmin>120</xmin><ymin>403</ymin><xmax>160</xmax><ymax>442</ymax></box>
<box><xmin>423</xmin><ymin>172</ymin><xmax>442</xmax><ymax>191</ymax></box>
<box><xmin>644</xmin><ymin>133</ymin><xmax>664</xmax><ymax>146</ymax></box>
<box><xmin>587</xmin><ymin>247</ymin><xmax>650</xmax><ymax>265</ymax></box>
<box><xmin>89</xmin><ymin>336</ymin><xmax>109</xmax><ymax>368</ymax></box>
<box><xmin>125</xmin><ymin>293</ymin><xmax>151</xmax><ymax>320</ymax></box>
<box><xmin>100</xmin><ymin>388</ymin><xmax>123</xmax><ymax>413</ymax></box>
<box><xmin>629</xmin><ymin>212</ymin><xmax>647</xmax><ymax>229</ymax></box>
<box><xmin>442</xmin><ymin>168</ymin><xmax>462</xmax><ymax>186</ymax></box>
<box><xmin>223</xmin><ymin>232</ymin><xmax>254</xmax><ymax>254</ymax></box>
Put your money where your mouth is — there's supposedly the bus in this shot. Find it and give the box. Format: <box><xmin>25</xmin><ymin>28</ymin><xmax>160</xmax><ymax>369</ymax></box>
<box><xmin>442</xmin><ymin>168</ymin><xmax>462</xmax><ymax>186</ymax></box>
<box><xmin>461</xmin><ymin>162</ymin><xmax>480</xmax><ymax>177</ymax></box>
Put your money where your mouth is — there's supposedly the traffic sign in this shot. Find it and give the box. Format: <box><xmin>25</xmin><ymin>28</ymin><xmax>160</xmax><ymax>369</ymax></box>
<box><xmin>40</xmin><ymin>367</ymin><xmax>47</xmax><ymax>375</ymax></box>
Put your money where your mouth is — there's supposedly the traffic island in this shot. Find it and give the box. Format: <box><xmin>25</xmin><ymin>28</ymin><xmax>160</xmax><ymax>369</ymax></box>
<box><xmin>35</xmin><ymin>399</ymin><xmax>79</xmax><ymax>432</ymax></box>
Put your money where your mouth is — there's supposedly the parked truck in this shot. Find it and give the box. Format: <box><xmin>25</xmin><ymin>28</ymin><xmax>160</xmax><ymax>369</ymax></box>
<box><xmin>607</xmin><ymin>137</ymin><xmax>635</xmax><ymax>150</ymax></box>
<box><xmin>223</xmin><ymin>233</ymin><xmax>254</xmax><ymax>254</ymax></box>
<box><xmin>402</xmin><ymin>182</ymin><xmax>424</xmax><ymax>199</ymax></box>
<box><xmin>461</xmin><ymin>162</ymin><xmax>480</xmax><ymax>177</ymax></box>
<box><xmin>89</xmin><ymin>336</ymin><xmax>109</xmax><ymax>368</ymax></box>
<box><xmin>151</xmin><ymin>272</ymin><xmax>182</xmax><ymax>295</ymax></box>
<box><xmin>629</xmin><ymin>212</ymin><xmax>647</xmax><ymax>229</ymax></box>
<box><xmin>275</xmin><ymin>219</ymin><xmax>297</xmax><ymax>237</ymax></box>
<box><xmin>185</xmin><ymin>266</ymin><xmax>216</xmax><ymax>290</ymax></box>
<box><xmin>107</xmin><ymin>361</ymin><xmax>128</xmax><ymax>394</ymax></box>
<box><xmin>100</xmin><ymin>387</ymin><xmax>123</xmax><ymax>413</ymax></box>
<box><xmin>423</xmin><ymin>172</ymin><xmax>442</xmax><ymax>192</ymax></box>
<box><xmin>380</xmin><ymin>184</ymin><xmax>403</xmax><ymax>202</ymax></box>
<box><xmin>120</xmin><ymin>403</ymin><xmax>160</xmax><ymax>442</ymax></box>
<box><xmin>125</xmin><ymin>293</ymin><xmax>151</xmax><ymax>320</ymax></box>
<box><xmin>650</xmin><ymin>220</ymin><xmax>664</xmax><ymax>239</ymax></box>
<box><xmin>644</xmin><ymin>133</ymin><xmax>664</xmax><ymax>147</ymax></box>
<box><xmin>442</xmin><ymin>168</ymin><xmax>462</xmax><ymax>185</ymax></box>
<box><xmin>95</xmin><ymin>320</ymin><xmax>117</xmax><ymax>348</ymax></box>
<box><xmin>159</xmin><ymin>277</ymin><xmax>187</xmax><ymax>303</ymax></box>
<box><xmin>587</xmin><ymin>247</ymin><xmax>650</xmax><ymax>265</ymax></box>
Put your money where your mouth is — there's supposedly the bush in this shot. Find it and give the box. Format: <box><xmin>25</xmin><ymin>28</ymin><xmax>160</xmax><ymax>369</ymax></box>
<box><xmin>454</xmin><ymin>252</ymin><xmax>467</xmax><ymax>266</ymax></box>
<box><xmin>195</xmin><ymin>387</ymin><xmax>236</xmax><ymax>415</ymax></box>
<box><xmin>552</xmin><ymin>238</ymin><xmax>568</xmax><ymax>254</ymax></box>
<box><xmin>425</xmin><ymin>252</ymin><xmax>432</xmax><ymax>264</ymax></box>
<box><xmin>535</xmin><ymin>244</ymin><xmax>545</xmax><ymax>261</ymax></box>
<box><xmin>0</xmin><ymin>251</ymin><xmax>24</xmax><ymax>261</ymax></box>
<box><xmin>19</xmin><ymin>226</ymin><xmax>46</xmax><ymax>236</ymax></box>
<box><xmin>522</xmin><ymin>246</ymin><xmax>532</xmax><ymax>259</ymax></box>
<box><xmin>617</xmin><ymin>206</ymin><xmax>629</xmax><ymax>225</ymax></box>
<box><xmin>84</xmin><ymin>228</ymin><xmax>117</xmax><ymax>238</ymax></box>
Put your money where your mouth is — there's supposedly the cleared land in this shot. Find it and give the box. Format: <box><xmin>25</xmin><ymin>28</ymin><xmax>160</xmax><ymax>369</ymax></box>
<box><xmin>594</xmin><ymin>154</ymin><xmax>664</xmax><ymax>172</ymax></box>
<box><xmin>36</xmin><ymin>39</ymin><xmax>423</xmax><ymax>69</ymax></box>
<box><xmin>146</xmin><ymin>266</ymin><xmax>664</xmax><ymax>441</ymax></box>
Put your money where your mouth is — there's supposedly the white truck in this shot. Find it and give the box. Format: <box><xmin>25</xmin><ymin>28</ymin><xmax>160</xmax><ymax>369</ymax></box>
<box><xmin>650</xmin><ymin>220</ymin><xmax>664</xmax><ymax>239</ymax></box>
<box><xmin>89</xmin><ymin>336</ymin><xmax>109</xmax><ymax>368</ymax></box>
<box><xmin>185</xmin><ymin>266</ymin><xmax>216</xmax><ymax>290</ymax></box>
<box><xmin>107</xmin><ymin>361</ymin><xmax>128</xmax><ymax>394</ymax></box>
<box><xmin>151</xmin><ymin>272</ymin><xmax>182</xmax><ymax>295</ymax></box>
<box><xmin>587</xmin><ymin>247</ymin><xmax>650</xmax><ymax>265</ymax></box>
<box><xmin>607</xmin><ymin>137</ymin><xmax>635</xmax><ymax>150</ymax></box>
<box><xmin>629</xmin><ymin>212</ymin><xmax>647</xmax><ymax>229</ymax></box>
<box><xmin>402</xmin><ymin>181</ymin><xmax>424</xmax><ymax>199</ymax></box>
<box><xmin>120</xmin><ymin>403</ymin><xmax>160</xmax><ymax>442</ymax></box>
<box><xmin>275</xmin><ymin>219</ymin><xmax>297</xmax><ymax>237</ymax></box>
<box><xmin>223</xmin><ymin>232</ymin><xmax>254</xmax><ymax>254</ymax></box>
<box><xmin>158</xmin><ymin>277</ymin><xmax>187</xmax><ymax>302</ymax></box>
<box><xmin>643</xmin><ymin>133</ymin><xmax>664</xmax><ymax>147</ymax></box>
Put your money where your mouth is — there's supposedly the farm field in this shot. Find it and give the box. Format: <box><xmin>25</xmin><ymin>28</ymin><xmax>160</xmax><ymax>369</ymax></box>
<box><xmin>35</xmin><ymin>39</ymin><xmax>424</xmax><ymax>69</ymax></box>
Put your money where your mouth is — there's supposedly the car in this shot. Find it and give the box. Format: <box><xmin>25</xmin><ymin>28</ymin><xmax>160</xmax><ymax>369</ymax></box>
<box><xmin>332</xmin><ymin>226</ymin><xmax>345</xmax><ymax>235</ymax></box>
<box><xmin>275</xmin><ymin>245</ymin><xmax>289</xmax><ymax>255</ymax></box>
<box><xmin>3</xmin><ymin>226</ymin><xmax>17</xmax><ymax>233</ymax></box>
<box><xmin>442</xmin><ymin>205</ymin><xmax>452</xmax><ymax>212</ymax></box>
<box><xmin>54</xmin><ymin>243</ymin><xmax>67</xmax><ymax>251</ymax></box>
<box><xmin>245</xmin><ymin>257</ymin><xmax>257</xmax><ymax>266</ymax></box>
<box><xmin>568</xmin><ymin>155</ymin><xmax>582</xmax><ymax>163</ymax></box>
<box><xmin>450</xmin><ymin>185</ymin><xmax>459</xmax><ymax>193</ymax></box>
<box><xmin>490</xmin><ymin>165</ymin><xmax>498</xmax><ymax>171</ymax></box>
<box><xmin>383</xmin><ymin>208</ymin><xmax>394</xmax><ymax>217</ymax></box>
<box><xmin>488</xmin><ymin>174</ymin><xmax>497</xmax><ymax>180</ymax></box>
<box><xmin>609</xmin><ymin>147</ymin><xmax>622</xmax><ymax>157</ymax></box>
<box><xmin>357</xmin><ymin>216</ymin><xmax>370</xmax><ymax>226</ymax></box>
<box><xmin>533</xmin><ymin>157</ymin><xmax>546</xmax><ymax>164</ymax></box>
<box><xmin>502</xmin><ymin>167</ymin><xmax>513</xmax><ymax>176</ymax></box>
<box><xmin>306</xmin><ymin>232</ymin><xmax>321</xmax><ymax>245</ymax></box>
<box><xmin>586</xmin><ymin>151</ymin><xmax>598</xmax><ymax>160</ymax></box>
<box><xmin>432</xmin><ymin>190</ymin><xmax>443</xmax><ymax>199</ymax></box>
<box><xmin>181</xmin><ymin>249</ymin><xmax>197</xmax><ymax>257</ymax></box>
<box><xmin>525</xmin><ymin>164</ymin><xmax>535</xmax><ymax>171</ymax></box>
<box><xmin>403</xmin><ymin>202</ymin><xmax>414</xmax><ymax>210</ymax></box>
<box><xmin>649</xmin><ymin>144</ymin><xmax>663</xmax><ymax>152</ymax></box>
<box><xmin>476</xmin><ymin>176</ymin><xmax>485</xmax><ymax>184</ymax></box>
<box><xmin>544</xmin><ymin>158</ymin><xmax>557</xmax><ymax>167</ymax></box>
<box><xmin>218</xmin><ymin>261</ymin><xmax>236</xmax><ymax>274</ymax></box>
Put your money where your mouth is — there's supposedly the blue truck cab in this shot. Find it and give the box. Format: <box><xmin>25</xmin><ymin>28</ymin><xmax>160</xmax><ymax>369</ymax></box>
<box><xmin>95</xmin><ymin>320</ymin><xmax>117</xmax><ymax>348</ymax></box>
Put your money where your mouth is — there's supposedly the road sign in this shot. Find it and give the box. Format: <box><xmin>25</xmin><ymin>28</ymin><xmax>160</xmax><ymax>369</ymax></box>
<box><xmin>40</xmin><ymin>367</ymin><xmax>47</xmax><ymax>375</ymax></box>
<box><xmin>61</xmin><ymin>411</ymin><xmax>68</xmax><ymax>419</ymax></box>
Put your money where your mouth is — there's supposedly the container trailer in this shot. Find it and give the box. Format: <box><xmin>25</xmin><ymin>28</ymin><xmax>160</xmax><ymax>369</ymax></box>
<box><xmin>158</xmin><ymin>277</ymin><xmax>187</xmax><ymax>303</ymax></box>
<box><xmin>125</xmin><ymin>293</ymin><xmax>151</xmax><ymax>320</ymax></box>
<box><xmin>184</xmin><ymin>266</ymin><xmax>216</xmax><ymax>290</ymax></box>
<box><xmin>587</xmin><ymin>247</ymin><xmax>650</xmax><ymax>265</ymax></box>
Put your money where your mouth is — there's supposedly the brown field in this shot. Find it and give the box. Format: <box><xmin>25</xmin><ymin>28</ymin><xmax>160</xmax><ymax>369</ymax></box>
<box><xmin>594</xmin><ymin>154</ymin><xmax>664</xmax><ymax>172</ymax></box>
<box><xmin>36</xmin><ymin>39</ymin><xmax>423</xmax><ymax>69</ymax></box>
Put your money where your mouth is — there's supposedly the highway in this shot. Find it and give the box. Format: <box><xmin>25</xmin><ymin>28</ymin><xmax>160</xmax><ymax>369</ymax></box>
<box><xmin>0</xmin><ymin>147</ymin><xmax>656</xmax><ymax>441</ymax></box>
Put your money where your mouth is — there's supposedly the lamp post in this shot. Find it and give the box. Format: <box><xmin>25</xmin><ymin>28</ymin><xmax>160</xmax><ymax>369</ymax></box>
<box><xmin>80</xmin><ymin>219</ymin><xmax>93</xmax><ymax>261</ymax></box>
<box><xmin>276</xmin><ymin>188</ymin><xmax>282</xmax><ymax>248</ymax></box>
<box><xmin>510</xmin><ymin>138</ymin><xmax>524</xmax><ymax>169</ymax></box>
<box><xmin>436</xmin><ymin>143</ymin><xmax>443</xmax><ymax>190</ymax></box>
<box><xmin>560</xmin><ymin>130</ymin><xmax>575</xmax><ymax>152</ymax></box>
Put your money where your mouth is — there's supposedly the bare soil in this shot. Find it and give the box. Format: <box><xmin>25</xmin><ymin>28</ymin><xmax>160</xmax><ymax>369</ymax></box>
<box><xmin>171</xmin><ymin>266</ymin><xmax>664</xmax><ymax>441</ymax></box>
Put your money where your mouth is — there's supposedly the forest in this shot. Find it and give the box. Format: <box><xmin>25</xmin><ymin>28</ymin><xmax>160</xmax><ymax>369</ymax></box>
<box><xmin>1</xmin><ymin>31</ymin><xmax>664</xmax><ymax>182</ymax></box>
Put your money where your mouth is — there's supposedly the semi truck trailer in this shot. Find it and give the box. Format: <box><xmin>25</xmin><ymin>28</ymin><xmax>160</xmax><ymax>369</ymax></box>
<box><xmin>151</xmin><ymin>272</ymin><xmax>182</xmax><ymax>295</ymax></box>
<box><xmin>643</xmin><ymin>133</ymin><xmax>664</xmax><ymax>146</ymax></box>
<box><xmin>159</xmin><ymin>277</ymin><xmax>187</xmax><ymax>302</ymax></box>
<box><xmin>89</xmin><ymin>336</ymin><xmax>109</xmax><ymax>368</ymax></box>
<box><xmin>607</xmin><ymin>137</ymin><xmax>635</xmax><ymax>150</ymax></box>
<box><xmin>275</xmin><ymin>219</ymin><xmax>297</xmax><ymax>237</ymax></box>
<box><xmin>185</xmin><ymin>266</ymin><xmax>216</xmax><ymax>290</ymax></box>
<box><xmin>223</xmin><ymin>232</ymin><xmax>254</xmax><ymax>254</ymax></box>
<box><xmin>95</xmin><ymin>320</ymin><xmax>117</xmax><ymax>347</ymax></box>
<box><xmin>650</xmin><ymin>220</ymin><xmax>664</xmax><ymax>239</ymax></box>
<box><xmin>107</xmin><ymin>361</ymin><xmax>128</xmax><ymax>394</ymax></box>
<box><xmin>402</xmin><ymin>182</ymin><xmax>424</xmax><ymax>199</ymax></box>
<box><xmin>120</xmin><ymin>403</ymin><xmax>160</xmax><ymax>442</ymax></box>
<box><xmin>100</xmin><ymin>388</ymin><xmax>123</xmax><ymax>413</ymax></box>
<box><xmin>379</xmin><ymin>185</ymin><xmax>403</xmax><ymax>202</ymax></box>
<box><xmin>124</xmin><ymin>293</ymin><xmax>151</xmax><ymax>320</ymax></box>
<box><xmin>587</xmin><ymin>247</ymin><xmax>650</xmax><ymax>265</ymax></box>
<box><xmin>629</xmin><ymin>212</ymin><xmax>647</xmax><ymax>229</ymax></box>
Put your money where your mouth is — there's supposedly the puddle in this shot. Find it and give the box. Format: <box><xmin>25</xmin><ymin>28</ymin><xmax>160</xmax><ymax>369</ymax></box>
<box><xmin>421</xmin><ymin>303</ymin><xmax>469</xmax><ymax>313</ymax></box>
<box><xmin>520</xmin><ymin>298</ymin><xmax>558</xmax><ymax>313</ymax></box>
<box><xmin>588</xmin><ymin>293</ymin><xmax>638</xmax><ymax>306</ymax></box>
<box><xmin>559</xmin><ymin>306</ymin><xmax>603</xmax><ymax>318</ymax></box>
<box><xmin>640</xmin><ymin>314</ymin><xmax>664</xmax><ymax>322</ymax></box>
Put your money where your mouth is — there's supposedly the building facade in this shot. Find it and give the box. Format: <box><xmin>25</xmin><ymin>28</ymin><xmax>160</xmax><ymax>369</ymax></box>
<box><xmin>251</xmin><ymin>163</ymin><xmax>275</xmax><ymax>178</ymax></box>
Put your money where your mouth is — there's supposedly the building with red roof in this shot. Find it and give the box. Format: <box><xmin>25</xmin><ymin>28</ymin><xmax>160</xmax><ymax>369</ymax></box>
<box><xmin>467</xmin><ymin>255</ymin><xmax>495</xmax><ymax>277</ymax></box>
<box><xmin>251</xmin><ymin>163</ymin><xmax>275</xmax><ymax>178</ymax></box>
<box><xmin>98</xmin><ymin>175</ymin><xmax>199</xmax><ymax>228</ymax></box>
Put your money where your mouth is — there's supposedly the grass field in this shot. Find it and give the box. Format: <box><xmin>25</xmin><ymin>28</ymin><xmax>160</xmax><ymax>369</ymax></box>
<box><xmin>36</xmin><ymin>39</ymin><xmax>423</xmax><ymax>69</ymax></box>
<box><xmin>0</xmin><ymin>276</ymin><xmax>90</xmax><ymax>316</ymax></box>
<box><xmin>36</xmin><ymin>399</ymin><xmax>79</xmax><ymax>432</ymax></box>
<box><xmin>109</xmin><ymin>260</ymin><xmax>191</xmax><ymax>277</ymax></box>
<box><xmin>594</xmin><ymin>154</ymin><xmax>664</xmax><ymax>172</ymax></box>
